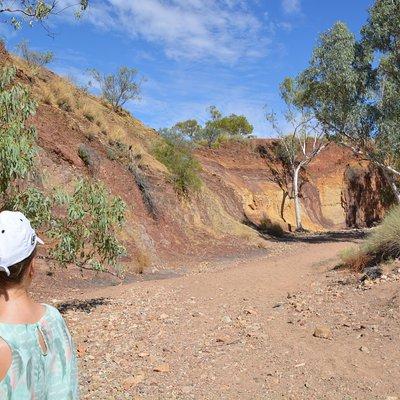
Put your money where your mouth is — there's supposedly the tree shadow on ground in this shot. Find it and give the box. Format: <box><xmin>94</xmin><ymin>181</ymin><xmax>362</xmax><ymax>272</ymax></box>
<box><xmin>242</xmin><ymin>214</ymin><xmax>367</xmax><ymax>244</ymax></box>
<box><xmin>57</xmin><ymin>297</ymin><xmax>110</xmax><ymax>314</ymax></box>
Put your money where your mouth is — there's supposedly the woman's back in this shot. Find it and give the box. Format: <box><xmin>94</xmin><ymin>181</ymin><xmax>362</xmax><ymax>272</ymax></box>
<box><xmin>0</xmin><ymin>304</ymin><xmax>78</xmax><ymax>400</ymax></box>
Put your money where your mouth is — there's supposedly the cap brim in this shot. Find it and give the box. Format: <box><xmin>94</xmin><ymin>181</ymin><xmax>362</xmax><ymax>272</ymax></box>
<box><xmin>37</xmin><ymin>237</ymin><xmax>44</xmax><ymax>245</ymax></box>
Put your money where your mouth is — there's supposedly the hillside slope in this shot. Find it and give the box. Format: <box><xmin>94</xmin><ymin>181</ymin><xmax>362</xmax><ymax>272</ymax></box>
<box><xmin>0</xmin><ymin>43</ymin><xmax>388</xmax><ymax>272</ymax></box>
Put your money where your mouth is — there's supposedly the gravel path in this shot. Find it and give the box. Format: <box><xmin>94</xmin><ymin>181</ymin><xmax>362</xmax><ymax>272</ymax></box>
<box><xmin>57</xmin><ymin>239</ymin><xmax>399</xmax><ymax>399</ymax></box>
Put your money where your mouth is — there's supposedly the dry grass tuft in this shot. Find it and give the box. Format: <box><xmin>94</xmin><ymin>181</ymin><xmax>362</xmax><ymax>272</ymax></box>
<box><xmin>49</xmin><ymin>79</ymin><xmax>75</xmax><ymax>112</ymax></box>
<box><xmin>135</xmin><ymin>250</ymin><xmax>151</xmax><ymax>274</ymax></box>
<box><xmin>341</xmin><ymin>206</ymin><xmax>400</xmax><ymax>271</ymax></box>
<box><xmin>259</xmin><ymin>216</ymin><xmax>285</xmax><ymax>237</ymax></box>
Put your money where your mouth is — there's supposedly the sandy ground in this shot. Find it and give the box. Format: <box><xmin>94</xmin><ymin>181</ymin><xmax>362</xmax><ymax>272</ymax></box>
<box><xmin>40</xmin><ymin>235</ymin><xmax>400</xmax><ymax>400</ymax></box>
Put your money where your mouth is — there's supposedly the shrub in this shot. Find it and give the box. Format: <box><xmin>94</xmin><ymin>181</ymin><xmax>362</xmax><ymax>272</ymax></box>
<box><xmin>259</xmin><ymin>217</ymin><xmax>285</xmax><ymax>237</ymax></box>
<box><xmin>11</xmin><ymin>187</ymin><xmax>52</xmax><ymax>229</ymax></box>
<box><xmin>85</xmin><ymin>132</ymin><xmax>95</xmax><ymax>142</ymax></box>
<box><xmin>106</xmin><ymin>138</ymin><xmax>130</xmax><ymax>163</ymax></box>
<box><xmin>152</xmin><ymin>135</ymin><xmax>202</xmax><ymax>197</ymax></box>
<box><xmin>17</xmin><ymin>41</ymin><xmax>53</xmax><ymax>69</ymax></box>
<box><xmin>78</xmin><ymin>144</ymin><xmax>92</xmax><ymax>166</ymax></box>
<box><xmin>57</xmin><ymin>97</ymin><xmax>72</xmax><ymax>112</ymax></box>
<box><xmin>89</xmin><ymin>67</ymin><xmax>143</xmax><ymax>111</ymax></box>
<box><xmin>106</xmin><ymin>147</ymin><xmax>117</xmax><ymax>161</ymax></box>
<box><xmin>1</xmin><ymin>66</ymin><xmax>127</xmax><ymax>275</ymax></box>
<box><xmin>50</xmin><ymin>79</ymin><xmax>75</xmax><ymax>112</ymax></box>
<box><xmin>48</xmin><ymin>179</ymin><xmax>126</xmax><ymax>273</ymax></box>
<box><xmin>40</xmin><ymin>86</ymin><xmax>55</xmax><ymax>105</ymax></box>
<box><xmin>83</xmin><ymin>110</ymin><xmax>95</xmax><ymax>122</ymax></box>
<box><xmin>342</xmin><ymin>206</ymin><xmax>400</xmax><ymax>271</ymax></box>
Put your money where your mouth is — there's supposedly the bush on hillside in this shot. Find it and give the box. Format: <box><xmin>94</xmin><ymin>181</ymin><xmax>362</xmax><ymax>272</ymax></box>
<box><xmin>342</xmin><ymin>206</ymin><xmax>400</xmax><ymax>271</ymax></box>
<box><xmin>89</xmin><ymin>67</ymin><xmax>143</xmax><ymax>111</ymax></box>
<box><xmin>78</xmin><ymin>144</ymin><xmax>92</xmax><ymax>166</ymax></box>
<box><xmin>17</xmin><ymin>41</ymin><xmax>53</xmax><ymax>70</ymax></box>
<box><xmin>48</xmin><ymin>179</ymin><xmax>126</xmax><ymax>273</ymax></box>
<box><xmin>152</xmin><ymin>132</ymin><xmax>202</xmax><ymax>197</ymax></box>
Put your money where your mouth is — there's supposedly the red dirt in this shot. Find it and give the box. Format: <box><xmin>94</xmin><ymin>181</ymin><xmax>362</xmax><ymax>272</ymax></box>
<box><xmin>39</xmin><ymin>234</ymin><xmax>400</xmax><ymax>400</ymax></box>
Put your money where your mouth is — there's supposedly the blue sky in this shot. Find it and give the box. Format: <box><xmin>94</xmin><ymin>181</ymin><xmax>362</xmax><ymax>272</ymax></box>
<box><xmin>1</xmin><ymin>0</ymin><xmax>372</xmax><ymax>136</ymax></box>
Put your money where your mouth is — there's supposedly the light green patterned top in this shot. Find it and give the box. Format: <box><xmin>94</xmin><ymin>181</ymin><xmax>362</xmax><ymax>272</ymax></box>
<box><xmin>0</xmin><ymin>304</ymin><xmax>78</xmax><ymax>400</ymax></box>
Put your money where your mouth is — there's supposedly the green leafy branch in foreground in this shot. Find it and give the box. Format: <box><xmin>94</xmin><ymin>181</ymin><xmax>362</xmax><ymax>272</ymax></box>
<box><xmin>49</xmin><ymin>180</ymin><xmax>126</xmax><ymax>272</ymax></box>
<box><xmin>0</xmin><ymin>64</ymin><xmax>126</xmax><ymax>274</ymax></box>
<box><xmin>0</xmin><ymin>1</ymin><xmax>89</xmax><ymax>29</ymax></box>
<box><xmin>15</xmin><ymin>180</ymin><xmax>127</xmax><ymax>274</ymax></box>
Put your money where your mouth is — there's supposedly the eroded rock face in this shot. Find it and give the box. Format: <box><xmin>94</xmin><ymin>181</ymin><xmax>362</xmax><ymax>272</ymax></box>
<box><xmin>341</xmin><ymin>164</ymin><xmax>390</xmax><ymax>228</ymax></box>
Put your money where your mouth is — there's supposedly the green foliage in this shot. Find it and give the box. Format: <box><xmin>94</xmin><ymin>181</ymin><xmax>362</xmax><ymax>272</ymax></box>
<box><xmin>291</xmin><ymin>9</ymin><xmax>400</xmax><ymax>200</ymax></box>
<box><xmin>171</xmin><ymin>106</ymin><xmax>253</xmax><ymax>148</ymax></box>
<box><xmin>17</xmin><ymin>40</ymin><xmax>53</xmax><ymax>68</ymax></box>
<box><xmin>212</xmin><ymin>113</ymin><xmax>254</xmax><ymax>138</ymax></box>
<box><xmin>173</xmin><ymin>119</ymin><xmax>202</xmax><ymax>140</ymax></box>
<box><xmin>203</xmin><ymin>105</ymin><xmax>254</xmax><ymax>147</ymax></box>
<box><xmin>153</xmin><ymin>130</ymin><xmax>202</xmax><ymax>197</ymax></box>
<box><xmin>0</xmin><ymin>1</ymin><xmax>89</xmax><ymax>29</ymax></box>
<box><xmin>78</xmin><ymin>144</ymin><xmax>92</xmax><ymax>167</ymax></box>
<box><xmin>89</xmin><ymin>67</ymin><xmax>143</xmax><ymax>111</ymax></box>
<box><xmin>106</xmin><ymin>147</ymin><xmax>117</xmax><ymax>161</ymax></box>
<box><xmin>0</xmin><ymin>66</ymin><xmax>37</xmax><ymax>198</ymax></box>
<box><xmin>296</xmin><ymin>22</ymin><xmax>368</xmax><ymax>139</ymax></box>
<box><xmin>11</xmin><ymin>187</ymin><xmax>52</xmax><ymax>229</ymax></box>
<box><xmin>362</xmin><ymin>0</ymin><xmax>400</xmax><ymax>177</ymax></box>
<box><xmin>0</xmin><ymin>66</ymin><xmax>127</xmax><ymax>275</ymax></box>
<box><xmin>48</xmin><ymin>179</ymin><xmax>126</xmax><ymax>272</ymax></box>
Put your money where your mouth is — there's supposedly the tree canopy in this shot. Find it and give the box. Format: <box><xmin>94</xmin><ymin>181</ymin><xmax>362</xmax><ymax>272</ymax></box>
<box><xmin>170</xmin><ymin>106</ymin><xmax>253</xmax><ymax>148</ymax></box>
<box><xmin>89</xmin><ymin>67</ymin><xmax>143</xmax><ymax>111</ymax></box>
<box><xmin>287</xmin><ymin>9</ymin><xmax>400</xmax><ymax>202</ymax></box>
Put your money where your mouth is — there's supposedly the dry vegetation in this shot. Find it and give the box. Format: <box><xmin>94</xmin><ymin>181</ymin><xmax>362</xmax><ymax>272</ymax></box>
<box><xmin>342</xmin><ymin>206</ymin><xmax>400</xmax><ymax>271</ymax></box>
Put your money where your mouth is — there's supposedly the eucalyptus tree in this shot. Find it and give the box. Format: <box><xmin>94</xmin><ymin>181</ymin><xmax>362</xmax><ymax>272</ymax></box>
<box><xmin>294</xmin><ymin>17</ymin><xmax>400</xmax><ymax>202</ymax></box>
<box><xmin>0</xmin><ymin>66</ymin><xmax>37</xmax><ymax>202</ymax></box>
<box><xmin>361</xmin><ymin>0</ymin><xmax>400</xmax><ymax>201</ymax></box>
<box><xmin>266</xmin><ymin>78</ymin><xmax>327</xmax><ymax>231</ymax></box>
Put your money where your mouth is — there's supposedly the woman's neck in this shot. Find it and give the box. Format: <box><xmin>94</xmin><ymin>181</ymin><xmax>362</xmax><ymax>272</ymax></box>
<box><xmin>0</xmin><ymin>286</ymin><xmax>43</xmax><ymax>324</ymax></box>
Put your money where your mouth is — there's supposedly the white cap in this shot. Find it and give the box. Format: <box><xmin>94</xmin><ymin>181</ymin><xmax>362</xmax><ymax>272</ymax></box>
<box><xmin>0</xmin><ymin>211</ymin><xmax>44</xmax><ymax>276</ymax></box>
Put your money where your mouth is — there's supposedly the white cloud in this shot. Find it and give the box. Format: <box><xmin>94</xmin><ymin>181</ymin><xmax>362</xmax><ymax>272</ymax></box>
<box><xmin>75</xmin><ymin>0</ymin><xmax>271</xmax><ymax>62</ymax></box>
<box><xmin>282</xmin><ymin>0</ymin><xmax>301</xmax><ymax>14</ymax></box>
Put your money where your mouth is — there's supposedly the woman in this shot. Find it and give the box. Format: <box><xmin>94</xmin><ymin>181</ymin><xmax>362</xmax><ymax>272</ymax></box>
<box><xmin>0</xmin><ymin>211</ymin><xmax>78</xmax><ymax>399</ymax></box>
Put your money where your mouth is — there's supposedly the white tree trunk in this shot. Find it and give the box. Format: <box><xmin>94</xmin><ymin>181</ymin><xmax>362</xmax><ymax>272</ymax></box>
<box><xmin>293</xmin><ymin>165</ymin><xmax>303</xmax><ymax>231</ymax></box>
<box><xmin>382</xmin><ymin>168</ymin><xmax>400</xmax><ymax>204</ymax></box>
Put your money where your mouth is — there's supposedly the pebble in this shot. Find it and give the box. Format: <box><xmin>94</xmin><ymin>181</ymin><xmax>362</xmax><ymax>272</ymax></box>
<box><xmin>153</xmin><ymin>363</ymin><xmax>171</xmax><ymax>373</ymax></box>
<box><xmin>313</xmin><ymin>326</ymin><xmax>332</xmax><ymax>340</ymax></box>
<box><xmin>359</xmin><ymin>346</ymin><xmax>370</xmax><ymax>353</ymax></box>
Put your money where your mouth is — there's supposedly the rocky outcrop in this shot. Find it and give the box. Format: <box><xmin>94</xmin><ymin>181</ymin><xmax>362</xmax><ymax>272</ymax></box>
<box><xmin>341</xmin><ymin>164</ymin><xmax>389</xmax><ymax>228</ymax></box>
